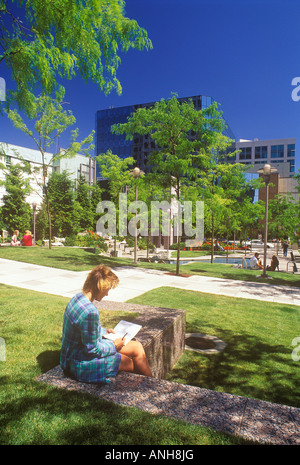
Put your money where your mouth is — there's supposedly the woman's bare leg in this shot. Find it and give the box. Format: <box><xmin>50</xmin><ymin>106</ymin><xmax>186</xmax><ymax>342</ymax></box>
<box><xmin>119</xmin><ymin>341</ymin><xmax>153</xmax><ymax>377</ymax></box>
<box><xmin>118</xmin><ymin>353</ymin><xmax>134</xmax><ymax>373</ymax></box>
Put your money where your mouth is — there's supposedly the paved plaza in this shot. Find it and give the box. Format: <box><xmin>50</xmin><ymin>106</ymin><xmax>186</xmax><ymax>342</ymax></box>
<box><xmin>0</xmin><ymin>255</ymin><xmax>299</xmax><ymax>306</ymax></box>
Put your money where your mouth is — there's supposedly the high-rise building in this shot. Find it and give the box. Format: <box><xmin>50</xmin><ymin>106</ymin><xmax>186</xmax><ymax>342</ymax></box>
<box><xmin>95</xmin><ymin>94</ymin><xmax>235</xmax><ymax>179</ymax></box>
<box><xmin>95</xmin><ymin>98</ymin><xmax>297</xmax><ymax>203</ymax></box>
<box><xmin>230</xmin><ymin>138</ymin><xmax>298</xmax><ymax>203</ymax></box>
<box><xmin>233</xmin><ymin>138</ymin><xmax>296</xmax><ymax>177</ymax></box>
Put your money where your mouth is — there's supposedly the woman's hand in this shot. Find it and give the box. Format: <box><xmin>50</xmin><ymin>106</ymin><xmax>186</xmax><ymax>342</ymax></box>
<box><xmin>106</xmin><ymin>328</ymin><xmax>115</xmax><ymax>334</ymax></box>
<box><xmin>114</xmin><ymin>337</ymin><xmax>125</xmax><ymax>351</ymax></box>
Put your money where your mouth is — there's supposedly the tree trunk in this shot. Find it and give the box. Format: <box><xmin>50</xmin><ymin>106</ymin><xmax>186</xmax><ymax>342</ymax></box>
<box><xmin>211</xmin><ymin>211</ymin><xmax>214</xmax><ymax>264</ymax></box>
<box><xmin>46</xmin><ymin>197</ymin><xmax>52</xmax><ymax>250</ymax></box>
<box><xmin>146</xmin><ymin>233</ymin><xmax>150</xmax><ymax>259</ymax></box>
<box><xmin>226</xmin><ymin>216</ymin><xmax>229</xmax><ymax>263</ymax></box>
<box><xmin>233</xmin><ymin>230</ymin><xmax>236</xmax><ymax>254</ymax></box>
<box><xmin>42</xmin><ymin>158</ymin><xmax>52</xmax><ymax>249</ymax></box>
<box><xmin>176</xmin><ymin>235</ymin><xmax>181</xmax><ymax>275</ymax></box>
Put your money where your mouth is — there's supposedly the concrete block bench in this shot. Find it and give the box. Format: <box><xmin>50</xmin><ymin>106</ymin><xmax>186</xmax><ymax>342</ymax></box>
<box><xmin>96</xmin><ymin>300</ymin><xmax>186</xmax><ymax>379</ymax></box>
<box><xmin>38</xmin><ymin>300</ymin><xmax>186</xmax><ymax>382</ymax></box>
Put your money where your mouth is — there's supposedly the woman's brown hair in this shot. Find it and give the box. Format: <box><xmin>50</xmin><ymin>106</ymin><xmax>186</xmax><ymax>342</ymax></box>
<box><xmin>82</xmin><ymin>265</ymin><xmax>119</xmax><ymax>300</ymax></box>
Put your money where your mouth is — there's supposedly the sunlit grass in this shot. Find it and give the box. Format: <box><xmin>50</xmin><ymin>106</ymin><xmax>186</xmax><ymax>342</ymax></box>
<box><xmin>130</xmin><ymin>286</ymin><xmax>300</xmax><ymax>408</ymax></box>
<box><xmin>0</xmin><ymin>284</ymin><xmax>252</xmax><ymax>445</ymax></box>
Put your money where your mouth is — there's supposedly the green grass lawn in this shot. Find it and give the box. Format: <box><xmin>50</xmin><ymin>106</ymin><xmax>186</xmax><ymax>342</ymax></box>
<box><xmin>0</xmin><ymin>284</ymin><xmax>253</xmax><ymax>445</ymax></box>
<box><xmin>0</xmin><ymin>246</ymin><xmax>299</xmax><ymax>444</ymax></box>
<box><xmin>130</xmin><ymin>287</ymin><xmax>300</xmax><ymax>409</ymax></box>
<box><xmin>1</xmin><ymin>246</ymin><xmax>299</xmax><ymax>288</ymax></box>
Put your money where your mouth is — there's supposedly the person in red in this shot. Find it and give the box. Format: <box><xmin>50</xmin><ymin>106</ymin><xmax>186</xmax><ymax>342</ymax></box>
<box><xmin>22</xmin><ymin>230</ymin><xmax>33</xmax><ymax>246</ymax></box>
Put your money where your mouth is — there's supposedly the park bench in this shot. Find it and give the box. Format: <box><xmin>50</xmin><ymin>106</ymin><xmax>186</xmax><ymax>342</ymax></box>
<box><xmin>286</xmin><ymin>251</ymin><xmax>300</xmax><ymax>273</ymax></box>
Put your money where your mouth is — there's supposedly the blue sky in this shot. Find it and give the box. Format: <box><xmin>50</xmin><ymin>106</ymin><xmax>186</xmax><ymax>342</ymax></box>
<box><xmin>1</xmin><ymin>0</ymin><xmax>300</xmax><ymax>170</ymax></box>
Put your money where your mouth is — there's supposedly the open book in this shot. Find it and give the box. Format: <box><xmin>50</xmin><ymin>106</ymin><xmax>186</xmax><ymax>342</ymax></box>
<box><xmin>103</xmin><ymin>320</ymin><xmax>142</xmax><ymax>346</ymax></box>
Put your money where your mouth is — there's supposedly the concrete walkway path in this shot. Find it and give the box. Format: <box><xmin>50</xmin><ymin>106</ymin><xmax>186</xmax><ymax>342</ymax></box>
<box><xmin>0</xmin><ymin>257</ymin><xmax>299</xmax><ymax>306</ymax></box>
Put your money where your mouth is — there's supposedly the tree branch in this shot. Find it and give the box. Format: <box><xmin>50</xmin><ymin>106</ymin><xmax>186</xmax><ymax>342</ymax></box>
<box><xmin>0</xmin><ymin>47</ymin><xmax>24</xmax><ymax>63</ymax></box>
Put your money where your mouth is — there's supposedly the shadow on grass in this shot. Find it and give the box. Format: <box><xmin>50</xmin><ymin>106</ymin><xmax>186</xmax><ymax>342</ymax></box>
<box><xmin>50</xmin><ymin>251</ymin><xmax>140</xmax><ymax>270</ymax></box>
<box><xmin>48</xmin><ymin>250</ymin><xmax>102</xmax><ymax>267</ymax></box>
<box><xmin>0</xmin><ymin>353</ymin><xmax>253</xmax><ymax>445</ymax></box>
<box><xmin>37</xmin><ymin>350</ymin><xmax>61</xmax><ymax>373</ymax></box>
<box><xmin>0</xmin><ymin>378</ymin><xmax>253</xmax><ymax>445</ymax></box>
<box><xmin>168</xmin><ymin>327</ymin><xmax>299</xmax><ymax>408</ymax></box>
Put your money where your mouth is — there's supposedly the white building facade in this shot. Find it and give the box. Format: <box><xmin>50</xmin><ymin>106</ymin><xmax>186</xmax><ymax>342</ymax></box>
<box><xmin>0</xmin><ymin>142</ymin><xmax>96</xmax><ymax>208</ymax></box>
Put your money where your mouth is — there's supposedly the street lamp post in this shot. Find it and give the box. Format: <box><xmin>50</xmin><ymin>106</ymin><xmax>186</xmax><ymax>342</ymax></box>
<box><xmin>32</xmin><ymin>202</ymin><xmax>37</xmax><ymax>245</ymax></box>
<box><xmin>257</xmin><ymin>164</ymin><xmax>277</xmax><ymax>278</ymax></box>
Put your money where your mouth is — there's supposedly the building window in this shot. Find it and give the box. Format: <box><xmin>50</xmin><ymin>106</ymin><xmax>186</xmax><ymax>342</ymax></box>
<box><xmin>288</xmin><ymin>144</ymin><xmax>295</xmax><ymax>157</ymax></box>
<box><xmin>289</xmin><ymin>159</ymin><xmax>295</xmax><ymax>172</ymax></box>
<box><xmin>255</xmin><ymin>146</ymin><xmax>268</xmax><ymax>159</ymax></box>
<box><xmin>5</xmin><ymin>155</ymin><xmax>11</xmax><ymax>166</ymax></box>
<box><xmin>239</xmin><ymin>147</ymin><xmax>252</xmax><ymax>160</ymax></box>
<box><xmin>271</xmin><ymin>145</ymin><xmax>284</xmax><ymax>158</ymax></box>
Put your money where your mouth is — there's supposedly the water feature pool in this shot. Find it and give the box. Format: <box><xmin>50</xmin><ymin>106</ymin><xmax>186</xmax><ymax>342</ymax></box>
<box><xmin>167</xmin><ymin>257</ymin><xmax>250</xmax><ymax>268</ymax></box>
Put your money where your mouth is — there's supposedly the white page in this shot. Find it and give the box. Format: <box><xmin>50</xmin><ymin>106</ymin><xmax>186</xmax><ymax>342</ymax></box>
<box><xmin>104</xmin><ymin>320</ymin><xmax>142</xmax><ymax>345</ymax></box>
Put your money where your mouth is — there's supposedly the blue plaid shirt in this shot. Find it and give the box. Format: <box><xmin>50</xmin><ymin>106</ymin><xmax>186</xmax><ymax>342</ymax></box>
<box><xmin>60</xmin><ymin>293</ymin><xmax>121</xmax><ymax>384</ymax></box>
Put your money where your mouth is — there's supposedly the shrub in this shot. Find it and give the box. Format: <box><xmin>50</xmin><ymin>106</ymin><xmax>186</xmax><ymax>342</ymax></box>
<box><xmin>169</xmin><ymin>242</ymin><xmax>186</xmax><ymax>250</ymax></box>
<box><xmin>65</xmin><ymin>231</ymin><xmax>108</xmax><ymax>252</ymax></box>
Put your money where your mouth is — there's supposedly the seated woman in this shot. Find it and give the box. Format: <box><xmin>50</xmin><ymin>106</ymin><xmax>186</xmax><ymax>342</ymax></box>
<box><xmin>21</xmin><ymin>230</ymin><xmax>33</xmax><ymax>246</ymax></box>
<box><xmin>60</xmin><ymin>264</ymin><xmax>152</xmax><ymax>384</ymax></box>
<box><xmin>267</xmin><ymin>255</ymin><xmax>279</xmax><ymax>271</ymax></box>
<box><xmin>11</xmin><ymin>230</ymin><xmax>21</xmax><ymax>246</ymax></box>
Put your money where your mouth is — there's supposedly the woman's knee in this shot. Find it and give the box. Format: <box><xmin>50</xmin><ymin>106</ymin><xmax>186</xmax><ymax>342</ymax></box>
<box><xmin>119</xmin><ymin>354</ymin><xmax>134</xmax><ymax>372</ymax></box>
<box><xmin>120</xmin><ymin>340</ymin><xmax>146</xmax><ymax>358</ymax></box>
<box><xmin>129</xmin><ymin>340</ymin><xmax>146</xmax><ymax>357</ymax></box>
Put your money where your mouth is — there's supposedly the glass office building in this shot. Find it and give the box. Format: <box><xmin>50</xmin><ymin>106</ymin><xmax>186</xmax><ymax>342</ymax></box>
<box><xmin>95</xmin><ymin>95</ymin><xmax>235</xmax><ymax>179</ymax></box>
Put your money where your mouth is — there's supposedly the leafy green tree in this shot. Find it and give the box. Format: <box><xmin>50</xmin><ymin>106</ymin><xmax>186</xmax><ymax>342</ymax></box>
<box><xmin>238</xmin><ymin>198</ymin><xmax>265</xmax><ymax>251</ymax></box>
<box><xmin>90</xmin><ymin>181</ymin><xmax>103</xmax><ymax>230</ymax></box>
<box><xmin>217</xmin><ymin>163</ymin><xmax>262</xmax><ymax>257</ymax></box>
<box><xmin>96</xmin><ymin>150</ymin><xmax>134</xmax><ymax>253</ymax></box>
<box><xmin>73</xmin><ymin>175</ymin><xmax>95</xmax><ymax>232</ymax></box>
<box><xmin>294</xmin><ymin>168</ymin><xmax>300</xmax><ymax>194</ymax></box>
<box><xmin>7</xmin><ymin>94</ymin><xmax>94</xmax><ymax>248</ymax></box>
<box><xmin>96</xmin><ymin>152</ymin><xmax>169</xmax><ymax>258</ymax></box>
<box><xmin>133</xmin><ymin>171</ymin><xmax>171</xmax><ymax>257</ymax></box>
<box><xmin>0</xmin><ymin>161</ymin><xmax>32</xmax><ymax>234</ymax></box>
<box><xmin>112</xmin><ymin>95</ymin><xmax>234</xmax><ymax>274</ymax></box>
<box><xmin>0</xmin><ymin>0</ymin><xmax>152</xmax><ymax>114</ymax></box>
<box><xmin>35</xmin><ymin>203</ymin><xmax>48</xmax><ymax>242</ymax></box>
<box><xmin>47</xmin><ymin>170</ymin><xmax>76</xmax><ymax>237</ymax></box>
<box><xmin>72</xmin><ymin>175</ymin><xmax>103</xmax><ymax>232</ymax></box>
<box><xmin>268</xmin><ymin>194</ymin><xmax>299</xmax><ymax>244</ymax></box>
